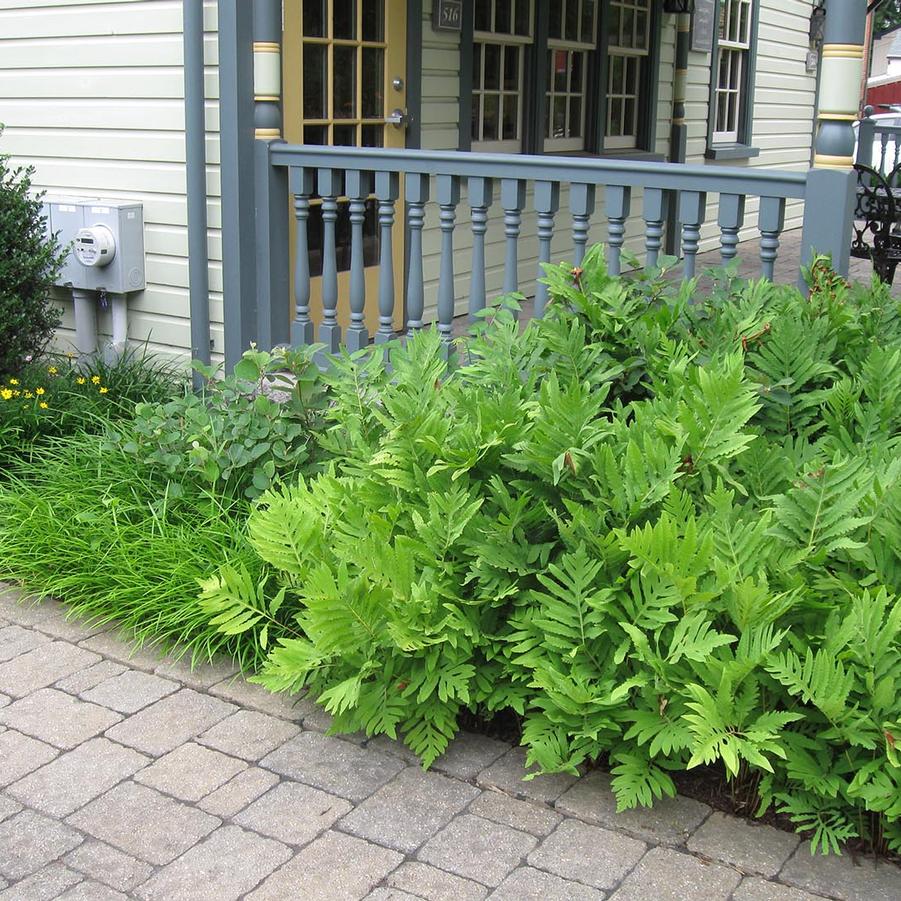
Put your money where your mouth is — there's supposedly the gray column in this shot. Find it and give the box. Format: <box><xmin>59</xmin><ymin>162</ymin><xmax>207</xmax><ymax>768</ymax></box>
<box><xmin>253</xmin><ymin>0</ymin><xmax>282</xmax><ymax>140</ymax></box>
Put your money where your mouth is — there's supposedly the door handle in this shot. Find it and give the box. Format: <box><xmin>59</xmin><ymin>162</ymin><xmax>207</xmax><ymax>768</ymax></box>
<box><xmin>386</xmin><ymin>108</ymin><xmax>409</xmax><ymax>128</ymax></box>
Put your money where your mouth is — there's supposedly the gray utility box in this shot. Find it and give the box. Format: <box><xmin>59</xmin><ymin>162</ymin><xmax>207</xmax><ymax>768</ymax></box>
<box><xmin>47</xmin><ymin>198</ymin><xmax>145</xmax><ymax>293</ymax></box>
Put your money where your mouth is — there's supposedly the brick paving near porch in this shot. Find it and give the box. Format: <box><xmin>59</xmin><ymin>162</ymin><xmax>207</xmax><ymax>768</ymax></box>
<box><xmin>0</xmin><ymin>585</ymin><xmax>898</xmax><ymax>901</ymax></box>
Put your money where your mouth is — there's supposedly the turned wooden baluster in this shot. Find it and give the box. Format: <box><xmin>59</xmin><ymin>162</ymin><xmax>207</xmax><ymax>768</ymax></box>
<box><xmin>501</xmin><ymin>178</ymin><xmax>526</xmax><ymax>300</ymax></box>
<box><xmin>718</xmin><ymin>194</ymin><xmax>746</xmax><ymax>264</ymax></box>
<box><xmin>290</xmin><ymin>167</ymin><xmax>314</xmax><ymax>347</ymax></box>
<box><xmin>606</xmin><ymin>185</ymin><xmax>631</xmax><ymax>277</ymax></box>
<box><xmin>534</xmin><ymin>181</ymin><xmax>560</xmax><ymax>317</ymax></box>
<box><xmin>405</xmin><ymin>172</ymin><xmax>430</xmax><ymax>335</ymax></box>
<box><xmin>467</xmin><ymin>176</ymin><xmax>494</xmax><ymax>320</ymax></box>
<box><xmin>570</xmin><ymin>183</ymin><xmax>595</xmax><ymax>267</ymax></box>
<box><xmin>436</xmin><ymin>174</ymin><xmax>460</xmax><ymax>346</ymax></box>
<box><xmin>344</xmin><ymin>169</ymin><xmax>372</xmax><ymax>352</ymax></box>
<box><xmin>679</xmin><ymin>190</ymin><xmax>707</xmax><ymax>280</ymax></box>
<box><xmin>374</xmin><ymin>170</ymin><xmax>399</xmax><ymax>344</ymax></box>
<box><xmin>642</xmin><ymin>188</ymin><xmax>666</xmax><ymax>269</ymax></box>
<box><xmin>317</xmin><ymin>168</ymin><xmax>342</xmax><ymax>352</ymax></box>
<box><xmin>758</xmin><ymin>196</ymin><xmax>786</xmax><ymax>281</ymax></box>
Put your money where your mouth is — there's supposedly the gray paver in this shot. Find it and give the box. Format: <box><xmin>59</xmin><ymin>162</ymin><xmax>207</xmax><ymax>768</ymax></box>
<box><xmin>0</xmin><ymin>642</ymin><xmax>100</xmax><ymax>698</ymax></box>
<box><xmin>31</xmin><ymin>610</ymin><xmax>109</xmax><ymax>643</ymax></box>
<box><xmin>477</xmin><ymin>747</ymin><xmax>577</xmax><ymax>804</ymax></box>
<box><xmin>0</xmin><ymin>797</ymin><xmax>22</xmax><ymax>823</ymax></box>
<box><xmin>81</xmin><ymin>669</ymin><xmax>178</xmax><ymax>713</ymax></box>
<box><xmin>734</xmin><ymin>876</ymin><xmax>830</xmax><ymax>901</ymax></box>
<box><xmin>365</xmin><ymin>734</ymin><xmax>421</xmax><ymax>765</ymax></box>
<box><xmin>197</xmin><ymin>709</ymin><xmax>300</xmax><ymax>761</ymax></box>
<box><xmin>366</xmin><ymin>890</ymin><xmax>423</xmax><ymax>900</ymax></box>
<box><xmin>208</xmin><ymin>676</ymin><xmax>305</xmax><ymax>720</ymax></box>
<box><xmin>432</xmin><ymin>732</ymin><xmax>510</xmax><ymax>781</ymax></box>
<box><xmin>198</xmin><ymin>766</ymin><xmax>280</xmax><ymax>818</ymax></box>
<box><xmin>134</xmin><ymin>741</ymin><xmax>246</xmax><ymax>801</ymax></box>
<box><xmin>779</xmin><ymin>844</ymin><xmax>901</xmax><ymax>901</ymax></box>
<box><xmin>234</xmin><ymin>780</ymin><xmax>352</xmax><ymax>846</ymax></box>
<box><xmin>7</xmin><ymin>737</ymin><xmax>149</xmax><ymax>816</ymax></box>
<box><xmin>0</xmin><ymin>730</ymin><xmax>58</xmax><ymax>786</ymax></box>
<box><xmin>135</xmin><ymin>824</ymin><xmax>291</xmax><ymax>901</ymax></box>
<box><xmin>247</xmin><ymin>830</ymin><xmax>403</xmax><ymax>901</ymax></box>
<box><xmin>55</xmin><ymin>660</ymin><xmax>127</xmax><ymax>695</ymax></box>
<box><xmin>103</xmin><ymin>688</ymin><xmax>235</xmax><ymax>756</ymax></box>
<box><xmin>155</xmin><ymin>654</ymin><xmax>241</xmax><ymax>690</ymax></box>
<box><xmin>0</xmin><ymin>688</ymin><xmax>121</xmax><ymax>749</ymax></box>
<box><xmin>488</xmin><ymin>866</ymin><xmax>607</xmax><ymax>900</ymax></box>
<box><xmin>0</xmin><ymin>591</ymin><xmax>69</xmax><ymax>628</ymax></box>
<box><xmin>0</xmin><ymin>810</ymin><xmax>83</xmax><ymax>879</ymax></box>
<box><xmin>387</xmin><ymin>862</ymin><xmax>488</xmax><ymax>901</ymax></box>
<box><xmin>687</xmin><ymin>811</ymin><xmax>800</xmax><ymax>877</ymax></box>
<box><xmin>57</xmin><ymin>882</ymin><xmax>128</xmax><ymax>900</ymax></box>
<box><xmin>260</xmin><ymin>731</ymin><xmax>405</xmax><ymax>802</ymax></box>
<box><xmin>66</xmin><ymin>781</ymin><xmax>220</xmax><ymax>865</ymax></box>
<box><xmin>469</xmin><ymin>790</ymin><xmax>562</xmax><ymax>837</ymax></box>
<box><xmin>418</xmin><ymin>814</ymin><xmax>537</xmax><ymax>887</ymax></box>
<box><xmin>78</xmin><ymin>630</ymin><xmax>171</xmax><ymax>671</ymax></box>
<box><xmin>64</xmin><ymin>840</ymin><xmax>153</xmax><ymax>893</ymax></box>
<box><xmin>528</xmin><ymin>819</ymin><xmax>646</xmax><ymax>891</ymax></box>
<box><xmin>608</xmin><ymin>846</ymin><xmax>742</xmax><ymax>900</ymax></box>
<box><xmin>0</xmin><ymin>862</ymin><xmax>82</xmax><ymax>900</ymax></box>
<box><xmin>339</xmin><ymin>766</ymin><xmax>481</xmax><ymax>853</ymax></box>
<box><xmin>0</xmin><ymin>624</ymin><xmax>50</xmax><ymax>661</ymax></box>
<box><xmin>555</xmin><ymin>769</ymin><xmax>711</xmax><ymax>845</ymax></box>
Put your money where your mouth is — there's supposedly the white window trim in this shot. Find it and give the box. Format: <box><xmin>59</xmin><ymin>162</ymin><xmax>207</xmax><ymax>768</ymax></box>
<box><xmin>711</xmin><ymin>0</ymin><xmax>754</xmax><ymax>145</ymax></box>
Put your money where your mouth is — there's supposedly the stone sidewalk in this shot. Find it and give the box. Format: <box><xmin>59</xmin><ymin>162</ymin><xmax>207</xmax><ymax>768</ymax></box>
<box><xmin>0</xmin><ymin>587</ymin><xmax>897</xmax><ymax>901</ymax></box>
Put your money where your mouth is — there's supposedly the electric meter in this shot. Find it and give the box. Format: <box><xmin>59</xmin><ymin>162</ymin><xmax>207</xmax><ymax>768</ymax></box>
<box><xmin>73</xmin><ymin>225</ymin><xmax>117</xmax><ymax>268</ymax></box>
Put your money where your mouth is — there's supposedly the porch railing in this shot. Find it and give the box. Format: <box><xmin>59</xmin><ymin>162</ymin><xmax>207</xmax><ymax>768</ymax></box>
<box><xmin>857</xmin><ymin>106</ymin><xmax>901</xmax><ymax>176</ymax></box>
<box><xmin>256</xmin><ymin>144</ymin><xmax>856</xmax><ymax>353</ymax></box>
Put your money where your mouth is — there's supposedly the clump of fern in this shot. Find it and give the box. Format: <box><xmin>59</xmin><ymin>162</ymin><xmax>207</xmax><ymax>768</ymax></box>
<box><xmin>202</xmin><ymin>247</ymin><xmax>901</xmax><ymax>857</ymax></box>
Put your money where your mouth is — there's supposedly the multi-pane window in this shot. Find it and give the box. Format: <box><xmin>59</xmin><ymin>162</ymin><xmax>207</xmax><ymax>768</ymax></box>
<box><xmin>472</xmin><ymin>0</ymin><xmax>533</xmax><ymax>151</ymax></box>
<box><xmin>545</xmin><ymin>0</ymin><xmax>597</xmax><ymax>151</ymax></box>
<box><xmin>712</xmin><ymin>0</ymin><xmax>753</xmax><ymax>143</ymax></box>
<box><xmin>605</xmin><ymin>0</ymin><xmax>650</xmax><ymax>149</ymax></box>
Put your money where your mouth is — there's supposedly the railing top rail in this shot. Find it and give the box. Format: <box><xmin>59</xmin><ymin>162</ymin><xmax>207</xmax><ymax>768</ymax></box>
<box><xmin>270</xmin><ymin>143</ymin><xmax>808</xmax><ymax>200</ymax></box>
<box><xmin>873</xmin><ymin>123</ymin><xmax>901</xmax><ymax>134</ymax></box>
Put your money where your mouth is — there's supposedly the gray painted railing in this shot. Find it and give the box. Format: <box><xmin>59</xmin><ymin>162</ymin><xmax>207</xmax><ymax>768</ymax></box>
<box><xmin>259</xmin><ymin>144</ymin><xmax>853</xmax><ymax>351</ymax></box>
<box><xmin>857</xmin><ymin>106</ymin><xmax>901</xmax><ymax>176</ymax></box>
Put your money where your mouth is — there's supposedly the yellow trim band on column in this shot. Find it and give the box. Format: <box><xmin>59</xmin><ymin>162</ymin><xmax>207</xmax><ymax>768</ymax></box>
<box><xmin>254</xmin><ymin>95</ymin><xmax>280</xmax><ymax>103</ymax></box>
<box><xmin>813</xmin><ymin>152</ymin><xmax>854</xmax><ymax>169</ymax></box>
<box><xmin>255</xmin><ymin>127</ymin><xmax>282</xmax><ymax>139</ymax></box>
<box><xmin>817</xmin><ymin>112</ymin><xmax>861</xmax><ymax>121</ymax></box>
<box><xmin>253</xmin><ymin>42</ymin><xmax>281</xmax><ymax>53</ymax></box>
<box><xmin>822</xmin><ymin>44</ymin><xmax>865</xmax><ymax>59</ymax></box>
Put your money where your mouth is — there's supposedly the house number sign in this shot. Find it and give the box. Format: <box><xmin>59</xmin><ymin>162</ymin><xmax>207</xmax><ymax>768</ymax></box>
<box><xmin>433</xmin><ymin>0</ymin><xmax>462</xmax><ymax>31</ymax></box>
<box><xmin>690</xmin><ymin>0</ymin><xmax>716</xmax><ymax>54</ymax></box>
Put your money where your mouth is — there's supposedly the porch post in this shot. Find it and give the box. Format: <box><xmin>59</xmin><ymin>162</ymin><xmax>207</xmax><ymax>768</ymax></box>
<box><xmin>253</xmin><ymin>0</ymin><xmax>290</xmax><ymax>350</ymax></box>
<box><xmin>801</xmin><ymin>0</ymin><xmax>867</xmax><ymax>277</ymax></box>
<box><xmin>665</xmin><ymin>12</ymin><xmax>690</xmax><ymax>256</ymax></box>
<box><xmin>218</xmin><ymin>0</ymin><xmax>258</xmax><ymax>369</ymax></box>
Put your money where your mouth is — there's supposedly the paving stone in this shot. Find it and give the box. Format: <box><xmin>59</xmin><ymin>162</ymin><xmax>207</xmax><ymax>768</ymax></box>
<box><xmin>0</xmin><ymin>688</ymin><xmax>121</xmax><ymax>749</ymax></box>
<box><xmin>56</xmin><ymin>882</ymin><xmax>128</xmax><ymax>900</ymax></box>
<box><xmin>477</xmin><ymin>747</ymin><xmax>577</xmax><ymax>804</ymax></box>
<box><xmin>778</xmin><ymin>844</ymin><xmax>901</xmax><ymax>901</ymax></box>
<box><xmin>339</xmin><ymin>766</ymin><xmax>481</xmax><ymax>853</ymax></box>
<box><xmin>260</xmin><ymin>731</ymin><xmax>405</xmax><ymax>802</ymax></box>
<box><xmin>387</xmin><ymin>862</ymin><xmax>488</xmax><ymax>901</ymax></box>
<box><xmin>0</xmin><ymin>624</ymin><xmax>50</xmax><ymax>661</ymax></box>
<box><xmin>31</xmin><ymin>610</ymin><xmax>109</xmax><ymax>643</ymax></box>
<box><xmin>155</xmin><ymin>654</ymin><xmax>241</xmax><ymax>690</ymax></box>
<box><xmin>0</xmin><ymin>590</ymin><xmax>66</xmax><ymax>628</ymax></box>
<box><xmin>0</xmin><ymin>642</ymin><xmax>100</xmax><ymax>698</ymax></box>
<box><xmin>135</xmin><ymin>824</ymin><xmax>292</xmax><ymax>901</ymax></box>
<box><xmin>0</xmin><ymin>862</ymin><xmax>82</xmax><ymax>900</ymax></box>
<box><xmin>64</xmin><ymin>840</ymin><xmax>153</xmax><ymax>894</ymax></box>
<box><xmin>103</xmin><ymin>688</ymin><xmax>235</xmax><ymax>756</ymax></box>
<box><xmin>198</xmin><ymin>766</ymin><xmax>280</xmax><ymax>818</ymax></box>
<box><xmin>488</xmin><ymin>866</ymin><xmax>607</xmax><ymax>900</ymax></box>
<box><xmin>0</xmin><ymin>730</ymin><xmax>58</xmax><ymax>786</ymax></box>
<box><xmin>527</xmin><ymin>819</ymin><xmax>646</xmax><ymax>891</ymax></box>
<box><xmin>418</xmin><ymin>813</ymin><xmax>537</xmax><ymax>887</ymax></box>
<box><xmin>432</xmin><ymin>732</ymin><xmax>510</xmax><ymax>782</ymax></box>
<box><xmin>0</xmin><ymin>797</ymin><xmax>22</xmax><ymax>823</ymax></box>
<box><xmin>55</xmin><ymin>660</ymin><xmax>127</xmax><ymax>695</ymax></box>
<box><xmin>0</xmin><ymin>810</ymin><xmax>83</xmax><ymax>879</ymax></box>
<box><xmin>0</xmin><ymin>696</ymin><xmax>6</xmax><ymax>708</ymax></box>
<box><xmin>208</xmin><ymin>676</ymin><xmax>305</xmax><ymax>721</ymax></box>
<box><xmin>608</xmin><ymin>846</ymin><xmax>742</xmax><ymax>900</ymax></box>
<box><xmin>234</xmin><ymin>780</ymin><xmax>352</xmax><ymax>846</ymax></box>
<box><xmin>469</xmin><ymin>791</ymin><xmax>562</xmax><ymax>837</ymax></box>
<box><xmin>555</xmin><ymin>770</ymin><xmax>712</xmax><ymax>845</ymax></box>
<box><xmin>7</xmin><ymin>737</ymin><xmax>149</xmax><ymax>816</ymax></box>
<box><xmin>197</xmin><ymin>709</ymin><xmax>300</xmax><ymax>761</ymax></box>
<box><xmin>66</xmin><ymin>781</ymin><xmax>220</xmax><ymax>865</ymax></box>
<box><xmin>687</xmin><ymin>811</ymin><xmax>800</xmax><ymax>877</ymax></box>
<box><xmin>364</xmin><ymin>735</ymin><xmax>422</xmax><ymax>765</ymax></box>
<box><xmin>366</xmin><ymin>890</ymin><xmax>423</xmax><ymax>900</ymax></box>
<box><xmin>80</xmin><ymin>669</ymin><xmax>178</xmax><ymax>713</ymax></box>
<box><xmin>134</xmin><ymin>741</ymin><xmax>246</xmax><ymax>802</ymax></box>
<box><xmin>78</xmin><ymin>630</ymin><xmax>171</xmax><ymax>672</ymax></box>
<box><xmin>247</xmin><ymin>830</ymin><xmax>403</xmax><ymax>901</ymax></box>
<box><xmin>733</xmin><ymin>876</ymin><xmax>830</xmax><ymax>901</ymax></box>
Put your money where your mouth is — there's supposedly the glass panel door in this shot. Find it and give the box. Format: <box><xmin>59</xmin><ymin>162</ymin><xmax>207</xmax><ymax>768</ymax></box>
<box><xmin>284</xmin><ymin>0</ymin><xmax>407</xmax><ymax>335</ymax></box>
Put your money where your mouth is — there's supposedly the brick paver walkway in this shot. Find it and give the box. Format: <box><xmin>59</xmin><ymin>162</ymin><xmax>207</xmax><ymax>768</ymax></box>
<box><xmin>0</xmin><ymin>586</ymin><xmax>897</xmax><ymax>901</ymax></box>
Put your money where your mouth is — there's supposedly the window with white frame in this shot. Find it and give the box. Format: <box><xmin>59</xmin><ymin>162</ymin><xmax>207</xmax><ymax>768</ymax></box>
<box><xmin>605</xmin><ymin>0</ymin><xmax>651</xmax><ymax>149</ymax></box>
<box><xmin>712</xmin><ymin>0</ymin><xmax>753</xmax><ymax>143</ymax></box>
<box><xmin>472</xmin><ymin>0</ymin><xmax>534</xmax><ymax>152</ymax></box>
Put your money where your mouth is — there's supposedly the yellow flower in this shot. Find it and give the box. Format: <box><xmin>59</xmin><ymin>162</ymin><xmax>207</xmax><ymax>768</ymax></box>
<box><xmin>91</xmin><ymin>376</ymin><xmax>101</xmax><ymax>384</ymax></box>
<box><xmin>99</xmin><ymin>387</ymin><xmax>109</xmax><ymax>394</ymax></box>
<box><xmin>47</xmin><ymin>366</ymin><xmax>58</xmax><ymax>375</ymax></box>
<box><xmin>76</xmin><ymin>377</ymin><xmax>86</xmax><ymax>385</ymax></box>
<box><xmin>39</xmin><ymin>402</ymin><xmax>48</xmax><ymax>410</ymax></box>
<box><xmin>24</xmin><ymin>391</ymin><xmax>33</xmax><ymax>399</ymax></box>
<box><xmin>35</xmin><ymin>387</ymin><xmax>45</xmax><ymax>396</ymax></box>
<box><xmin>0</xmin><ymin>389</ymin><xmax>12</xmax><ymax>401</ymax></box>
<box><xmin>9</xmin><ymin>379</ymin><xmax>18</xmax><ymax>386</ymax></box>
<box><xmin>12</xmin><ymin>390</ymin><xmax>20</xmax><ymax>398</ymax></box>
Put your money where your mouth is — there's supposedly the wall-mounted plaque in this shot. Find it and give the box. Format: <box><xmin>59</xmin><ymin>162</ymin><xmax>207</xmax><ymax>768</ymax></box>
<box><xmin>433</xmin><ymin>0</ymin><xmax>463</xmax><ymax>31</ymax></box>
<box><xmin>690</xmin><ymin>0</ymin><xmax>716</xmax><ymax>54</ymax></box>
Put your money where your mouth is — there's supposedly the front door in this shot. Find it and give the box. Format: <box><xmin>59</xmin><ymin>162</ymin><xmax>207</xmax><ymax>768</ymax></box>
<box><xmin>283</xmin><ymin>0</ymin><xmax>407</xmax><ymax>336</ymax></box>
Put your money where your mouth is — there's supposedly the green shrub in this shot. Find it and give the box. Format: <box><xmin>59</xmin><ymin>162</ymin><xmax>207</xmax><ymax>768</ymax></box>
<box><xmin>0</xmin><ymin>132</ymin><xmax>67</xmax><ymax>376</ymax></box>
<box><xmin>203</xmin><ymin>248</ymin><xmax>901</xmax><ymax>855</ymax></box>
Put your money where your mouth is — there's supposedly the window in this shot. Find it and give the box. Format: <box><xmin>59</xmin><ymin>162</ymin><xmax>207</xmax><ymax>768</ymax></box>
<box><xmin>711</xmin><ymin>0</ymin><xmax>755</xmax><ymax>145</ymax></box>
<box><xmin>467</xmin><ymin>0</ymin><xmax>656</xmax><ymax>155</ymax></box>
